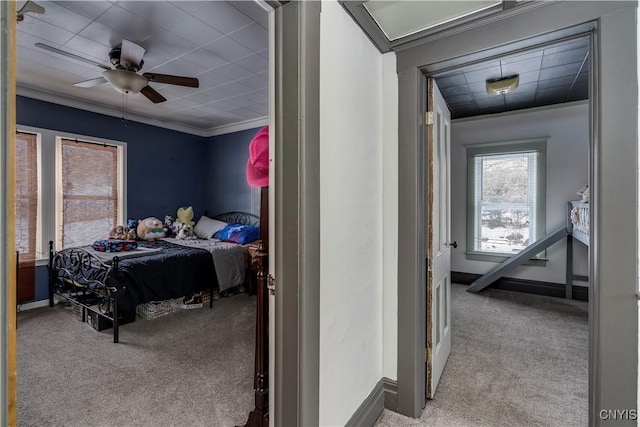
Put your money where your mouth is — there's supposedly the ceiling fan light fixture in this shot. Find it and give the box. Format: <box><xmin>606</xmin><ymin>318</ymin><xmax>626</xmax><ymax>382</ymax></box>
<box><xmin>486</xmin><ymin>75</ymin><xmax>519</xmax><ymax>95</ymax></box>
<box><xmin>102</xmin><ymin>69</ymin><xmax>148</xmax><ymax>94</ymax></box>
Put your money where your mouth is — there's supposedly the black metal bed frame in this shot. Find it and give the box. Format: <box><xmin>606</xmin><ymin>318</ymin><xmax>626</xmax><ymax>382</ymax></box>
<box><xmin>48</xmin><ymin>241</ymin><xmax>125</xmax><ymax>342</ymax></box>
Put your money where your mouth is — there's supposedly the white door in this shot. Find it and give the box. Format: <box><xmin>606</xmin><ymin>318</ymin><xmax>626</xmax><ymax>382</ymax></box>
<box><xmin>426</xmin><ymin>78</ymin><xmax>453</xmax><ymax>399</ymax></box>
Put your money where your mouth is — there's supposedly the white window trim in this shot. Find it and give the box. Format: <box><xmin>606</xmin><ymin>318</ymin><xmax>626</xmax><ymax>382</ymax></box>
<box><xmin>465</xmin><ymin>138</ymin><xmax>547</xmax><ymax>263</ymax></box>
<box><xmin>17</xmin><ymin>125</ymin><xmax>127</xmax><ymax>265</ymax></box>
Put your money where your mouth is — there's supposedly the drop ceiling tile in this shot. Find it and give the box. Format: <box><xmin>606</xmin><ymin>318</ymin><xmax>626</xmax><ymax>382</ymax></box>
<box><xmin>54</xmin><ymin>1</ymin><xmax>114</xmax><ymax>20</ymax></box>
<box><xmin>163</xmin><ymin>14</ymin><xmax>224</xmax><ymax>47</ymax></box>
<box><xmin>17</xmin><ymin>29</ymin><xmax>52</xmax><ymax>49</ymax></box>
<box><xmin>535</xmin><ymin>88</ymin><xmax>567</xmax><ymax>105</ymax></box>
<box><xmin>543</xmin><ymin>38</ymin><xmax>589</xmax><ymax>56</ymax></box>
<box><xmin>435</xmin><ymin>73</ymin><xmax>467</xmax><ymax>89</ymax></box>
<box><xmin>150</xmin><ymin>58</ymin><xmax>207</xmax><ymax>79</ymax></box>
<box><xmin>116</xmin><ymin>1</ymin><xmax>187</xmax><ymax>28</ymax></box>
<box><xmin>194</xmin><ymin>1</ymin><xmax>253</xmax><ymax>35</ymax></box>
<box><xmin>138</xmin><ymin>47</ymin><xmax>177</xmax><ymax>70</ymax></box>
<box><xmin>518</xmin><ymin>70</ymin><xmax>540</xmax><ymax>85</ymax></box>
<box><xmin>182</xmin><ymin>48</ymin><xmax>229</xmax><ymax>71</ymax></box>
<box><xmin>500</xmin><ymin>56</ymin><xmax>542</xmax><ymax>76</ymax></box>
<box><xmin>64</xmin><ymin>35</ymin><xmax>111</xmax><ymax>63</ymax></box>
<box><xmin>537</xmin><ymin>75</ymin><xmax>575</xmax><ymax>90</ymax></box>
<box><xmin>440</xmin><ymin>85</ymin><xmax>471</xmax><ymax>97</ymax></box>
<box><xmin>257</xmin><ymin>48</ymin><xmax>269</xmax><ymax>60</ymax></box>
<box><xmin>209</xmin><ymin>62</ymin><xmax>253</xmax><ymax>81</ymax></box>
<box><xmin>170</xmin><ymin>1</ymin><xmax>208</xmax><ymax>13</ymax></box>
<box><xmin>504</xmin><ymin>99</ymin><xmax>535</xmax><ymax>110</ymax></box>
<box><xmin>539</xmin><ymin>63</ymin><xmax>582</xmax><ymax>80</ymax></box>
<box><xmin>449</xmin><ymin>100</ymin><xmax>476</xmax><ymax>110</ymax></box>
<box><xmin>500</xmin><ymin>49</ymin><xmax>543</xmax><ymax>65</ymax></box>
<box><xmin>196</xmin><ymin>68</ymin><xmax>236</xmax><ymax>88</ymax></box>
<box><xmin>475</xmin><ymin>96</ymin><xmax>505</xmax><ymax>108</ymax></box>
<box><xmin>229</xmin><ymin>1</ymin><xmax>269</xmax><ymax>30</ymax></box>
<box><xmin>142</xmin><ymin>29</ymin><xmax>198</xmax><ymax>57</ymax></box>
<box><xmin>234</xmin><ymin>54</ymin><xmax>269</xmax><ymax>75</ymax></box>
<box><xmin>17</xmin><ymin>16</ymin><xmax>76</xmax><ymax>46</ymax></box>
<box><xmin>464</xmin><ymin>66</ymin><xmax>502</xmax><ymax>84</ymax></box>
<box><xmin>18</xmin><ymin>46</ymin><xmax>94</xmax><ymax>77</ymax></box>
<box><xmin>446</xmin><ymin>93</ymin><xmax>473</xmax><ymax>104</ymax></box>
<box><xmin>236</xmin><ymin>74</ymin><xmax>268</xmax><ymax>91</ymax></box>
<box><xmin>541</xmin><ymin>49</ymin><xmax>588</xmax><ymax>69</ymax></box>
<box><xmin>462</xmin><ymin>60</ymin><xmax>501</xmax><ymax>73</ymax></box>
<box><xmin>96</xmin><ymin>5</ymin><xmax>155</xmax><ymax>41</ymax></box>
<box><xmin>240</xmin><ymin>90</ymin><xmax>268</xmax><ymax>104</ymax></box>
<box><xmin>213</xmin><ymin>81</ymin><xmax>254</xmax><ymax>98</ymax></box>
<box><xmin>78</xmin><ymin>21</ymin><xmax>121</xmax><ymax>48</ymax></box>
<box><xmin>29</xmin><ymin>2</ymin><xmax>93</xmax><ymax>34</ymax></box>
<box><xmin>471</xmin><ymin>90</ymin><xmax>496</xmax><ymax>100</ymax></box>
<box><xmin>203</xmin><ymin>36</ymin><xmax>255</xmax><ymax>62</ymax></box>
<box><xmin>228</xmin><ymin>23</ymin><xmax>268</xmax><ymax>52</ymax></box>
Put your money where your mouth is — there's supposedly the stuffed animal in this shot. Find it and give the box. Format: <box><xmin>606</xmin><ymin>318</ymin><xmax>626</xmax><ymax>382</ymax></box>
<box><xmin>109</xmin><ymin>225</ymin><xmax>129</xmax><ymax>240</ymax></box>
<box><xmin>126</xmin><ymin>229</ymin><xmax>137</xmax><ymax>240</ymax></box>
<box><xmin>176</xmin><ymin>222</ymin><xmax>196</xmax><ymax>240</ymax></box>
<box><xmin>177</xmin><ymin>206</ymin><xmax>195</xmax><ymax>226</ymax></box>
<box><xmin>137</xmin><ymin>217</ymin><xmax>165</xmax><ymax>240</ymax></box>
<box><xmin>163</xmin><ymin>215</ymin><xmax>176</xmax><ymax>238</ymax></box>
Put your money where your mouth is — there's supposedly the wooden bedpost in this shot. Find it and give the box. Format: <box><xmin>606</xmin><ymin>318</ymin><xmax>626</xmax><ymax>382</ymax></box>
<box><xmin>242</xmin><ymin>186</ymin><xmax>269</xmax><ymax>427</ymax></box>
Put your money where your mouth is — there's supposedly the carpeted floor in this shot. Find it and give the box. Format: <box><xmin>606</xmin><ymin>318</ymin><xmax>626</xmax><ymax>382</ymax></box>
<box><xmin>375</xmin><ymin>284</ymin><xmax>589</xmax><ymax>427</ymax></box>
<box><xmin>17</xmin><ymin>294</ymin><xmax>256</xmax><ymax>427</ymax></box>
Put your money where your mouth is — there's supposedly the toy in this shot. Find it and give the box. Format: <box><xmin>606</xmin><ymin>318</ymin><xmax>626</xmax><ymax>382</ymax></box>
<box><xmin>177</xmin><ymin>206</ymin><xmax>195</xmax><ymax>226</ymax></box>
<box><xmin>176</xmin><ymin>222</ymin><xmax>196</xmax><ymax>240</ymax></box>
<box><xmin>163</xmin><ymin>215</ymin><xmax>176</xmax><ymax>237</ymax></box>
<box><xmin>136</xmin><ymin>217</ymin><xmax>165</xmax><ymax>240</ymax></box>
<box><xmin>109</xmin><ymin>225</ymin><xmax>129</xmax><ymax>240</ymax></box>
<box><xmin>126</xmin><ymin>229</ymin><xmax>137</xmax><ymax>240</ymax></box>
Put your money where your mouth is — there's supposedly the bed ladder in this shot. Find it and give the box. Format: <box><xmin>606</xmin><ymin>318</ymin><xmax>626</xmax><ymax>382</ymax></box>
<box><xmin>467</xmin><ymin>227</ymin><xmax>569</xmax><ymax>294</ymax></box>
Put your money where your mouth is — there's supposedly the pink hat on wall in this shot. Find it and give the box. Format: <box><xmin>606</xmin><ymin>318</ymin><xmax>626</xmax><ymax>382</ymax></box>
<box><xmin>246</xmin><ymin>126</ymin><xmax>269</xmax><ymax>188</ymax></box>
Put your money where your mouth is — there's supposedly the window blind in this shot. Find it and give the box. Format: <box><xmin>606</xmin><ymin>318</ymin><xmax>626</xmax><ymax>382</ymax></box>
<box><xmin>15</xmin><ymin>132</ymin><xmax>38</xmax><ymax>302</ymax></box>
<box><xmin>59</xmin><ymin>139</ymin><xmax>119</xmax><ymax>249</ymax></box>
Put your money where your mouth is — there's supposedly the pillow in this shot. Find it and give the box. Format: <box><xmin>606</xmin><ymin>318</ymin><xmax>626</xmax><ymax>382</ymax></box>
<box><xmin>194</xmin><ymin>216</ymin><xmax>228</xmax><ymax>239</ymax></box>
<box><xmin>137</xmin><ymin>217</ymin><xmax>165</xmax><ymax>240</ymax></box>
<box><xmin>214</xmin><ymin>224</ymin><xmax>259</xmax><ymax>244</ymax></box>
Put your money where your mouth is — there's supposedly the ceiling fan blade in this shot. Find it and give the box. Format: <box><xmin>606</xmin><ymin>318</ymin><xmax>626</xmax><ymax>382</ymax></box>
<box><xmin>120</xmin><ymin>39</ymin><xmax>145</xmax><ymax>70</ymax></box>
<box><xmin>140</xmin><ymin>85</ymin><xmax>167</xmax><ymax>104</ymax></box>
<box><xmin>143</xmin><ymin>73</ymin><xmax>199</xmax><ymax>88</ymax></box>
<box><xmin>73</xmin><ymin>77</ymin><xmax>107</xmax><ymax>88</ymax></box>
<box><xmin>34</xmin><ymin>43</ymin><xmax>111</xmax><ymax>70</ymax></box>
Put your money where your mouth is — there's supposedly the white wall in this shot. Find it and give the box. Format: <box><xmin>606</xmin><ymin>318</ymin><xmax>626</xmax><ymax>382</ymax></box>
<box><xmin>319</xmin><ymin>1</ymin><xmax>385</xmax><ymax>425</ymax></box>
<box><xmin>382</xmin><ymin>53</ymin><xmax>398</xmax><ymax>382</ymax></box>
<box><xmin>451</xmin><ymin>102</ymin><xmax>589</xmax><ymax>283</ymax></box>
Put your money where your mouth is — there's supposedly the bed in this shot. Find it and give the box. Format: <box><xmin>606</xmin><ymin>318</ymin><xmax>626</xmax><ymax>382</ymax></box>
<box><xmin>48</xmin><ymin>211</ymin><xmax>260</xmax><ymax>342</ymax></box>
<box><xmin>565</xmin><ymin>201</ymin><xmax>589</xmax><ymax>299</ymax></box>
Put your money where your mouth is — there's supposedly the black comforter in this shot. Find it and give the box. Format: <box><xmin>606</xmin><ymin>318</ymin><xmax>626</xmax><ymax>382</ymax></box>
<box><xmin>56</xmin><ymin>240</ymin><xmax>218</xmax><ymax>312</ymax></box>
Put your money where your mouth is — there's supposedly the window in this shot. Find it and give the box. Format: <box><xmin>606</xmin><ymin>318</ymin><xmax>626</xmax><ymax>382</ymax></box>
<box><xmin>58</xmin><ymin>139</ymin><xmax>121</xmax><ymax>248</ymax></box>
<box><xmin>466</xmin><ymin>139</ymin><xmax>546</xmax><ymax>260</ymax></box>
<box><xmin>17</xmin><ymin>126</ymin><xmax>126</xmax><ymax>262</ymax></box>
<box><xmin>15</xmin><ymin>131</ymin><xmax>39</xmax><ymax>259</ymax></box>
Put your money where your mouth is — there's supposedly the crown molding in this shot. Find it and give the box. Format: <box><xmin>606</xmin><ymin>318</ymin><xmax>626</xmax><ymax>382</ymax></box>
<box><xmin>17</xmin><ymin>85</ymin><xmax>268</xmax><ymax>138</ymax></box>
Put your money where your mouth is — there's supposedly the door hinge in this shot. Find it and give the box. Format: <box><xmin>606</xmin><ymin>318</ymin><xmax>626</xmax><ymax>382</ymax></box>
<box><xmin>425</xmin><ymin>347</ymin><xmax>432</xmax><ymax>362</ymax></box>
<box><xmin>267</xmin><ymin>274</ymin><xmax>276</xmax><ymax>296</ymax></box>
<box><xmin>426</xmin><ymin>111</ymin><xmax>434</xmax><ymax>125</ymax></box>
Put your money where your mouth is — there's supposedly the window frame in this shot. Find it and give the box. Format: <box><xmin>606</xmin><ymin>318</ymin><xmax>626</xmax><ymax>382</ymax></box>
<box><xmin>14</xmin><ymin>131</ymin><xmax>41</xmax><ymax>261</ymax></box>
<box><xmin>17</xmin><ymin>125</ymin><xmax>127</xmax><ymax>264</ymax></box>
<box><xmin>465</xmin><ymin>138</ymin><xmax>547</xmax><ymax>263</ymax></box>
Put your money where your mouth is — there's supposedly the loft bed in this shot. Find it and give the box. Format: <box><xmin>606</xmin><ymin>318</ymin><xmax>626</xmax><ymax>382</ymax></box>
<box><xmin>565</xmin><ymin>201</ymin><xmax>589</xmax><ymax>299</ymax></box>
<box><xmin>48</xmin><ymin>211</ymin><xmax>259</xmax><ymax>343</ymax></box>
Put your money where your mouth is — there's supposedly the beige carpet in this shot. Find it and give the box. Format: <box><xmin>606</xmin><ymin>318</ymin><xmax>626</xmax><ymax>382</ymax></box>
<box><xmin>376</xmin><ymin>284</ymin><xmax>588</xmax><ymax>427</ymax></box>
<box><xmin>17</xmin><ymin>294</ymin><xmax>256</xmax><ymax>427</ymax></box>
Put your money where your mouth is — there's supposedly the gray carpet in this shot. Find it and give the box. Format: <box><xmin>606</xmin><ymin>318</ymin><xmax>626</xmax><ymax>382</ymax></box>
<box><xmin>376</xmin><ymin>284</ymin><xmax>588</xmax><ymax>427</ymax></box>
<box><xmin>17</xmin><ymin>294</ymin><xmax>256</xmax><ymax>427</ymax></box>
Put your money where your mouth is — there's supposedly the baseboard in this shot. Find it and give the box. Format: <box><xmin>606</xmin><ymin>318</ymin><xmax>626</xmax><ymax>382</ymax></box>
<box><xmin>345</xmin><ymin>378</ymin><xmax>385</xmax><ymax>427</ymax></box>
<box><xmin>18</xmin><ymin>299</ymin><xmax>50</xmax><ymax>311</ymax></box>
<box><xmin>382</xmin><ymin>377</ymin><xmax>398</xmax><ymax>411</ymax></box>
<box><xmin>452</xmin><ymin>271</ymin><xmax>588</xmax><ymax>301</ymax></box>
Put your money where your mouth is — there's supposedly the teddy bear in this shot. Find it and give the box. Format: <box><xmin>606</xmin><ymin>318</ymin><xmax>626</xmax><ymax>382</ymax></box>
<box><xmin>137</xmin><ymin>217</ymin><xmax>165</xmax><ymax>240</ymax></box>
<box><xmin>177</xmin><ymin>206</ymin><xmax>195</xmax><ymax>226</ymax></box>
<box><xmin>126</xmin><ymin>229</ymin><xmax>137</xmax><ymax>240</ymax></box>
<box><xmin>163</xmin><ymin>215</ymin><xmax>176</xmax><ymax>237</ymax></box>
<box><xmin>176</xmin><ymin>222</ymin><xmax>196</xmax><ymax>240</ymax></box>
<box><xmin>109</xmin><ymin>225</ymin><xmax>129</xmax><ymax>240</ymax></box>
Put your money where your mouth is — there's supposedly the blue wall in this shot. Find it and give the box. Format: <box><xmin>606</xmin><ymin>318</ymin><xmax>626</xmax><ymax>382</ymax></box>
<box><xmin>18</xmin><ymin>96</ymin><xmax>209</xmax><ymax>219</ymax></box>
<box><xmin>205</xmin><ymin>127</ymin><xmax>263</xmax><ymax>216</ymax></box>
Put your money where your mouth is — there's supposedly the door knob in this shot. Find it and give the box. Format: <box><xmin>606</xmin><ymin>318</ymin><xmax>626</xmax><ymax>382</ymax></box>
<box><xmin>446</xmin><ymin>241</ymin><xmax>458</xmax><ymax>249</ymax></box>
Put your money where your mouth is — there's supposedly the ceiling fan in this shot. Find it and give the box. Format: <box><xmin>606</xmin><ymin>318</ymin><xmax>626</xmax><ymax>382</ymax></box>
<box><xmin>34</xmin><ymin>39</ymin><xmax>199</xmax><ymax>103</ymax></box>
